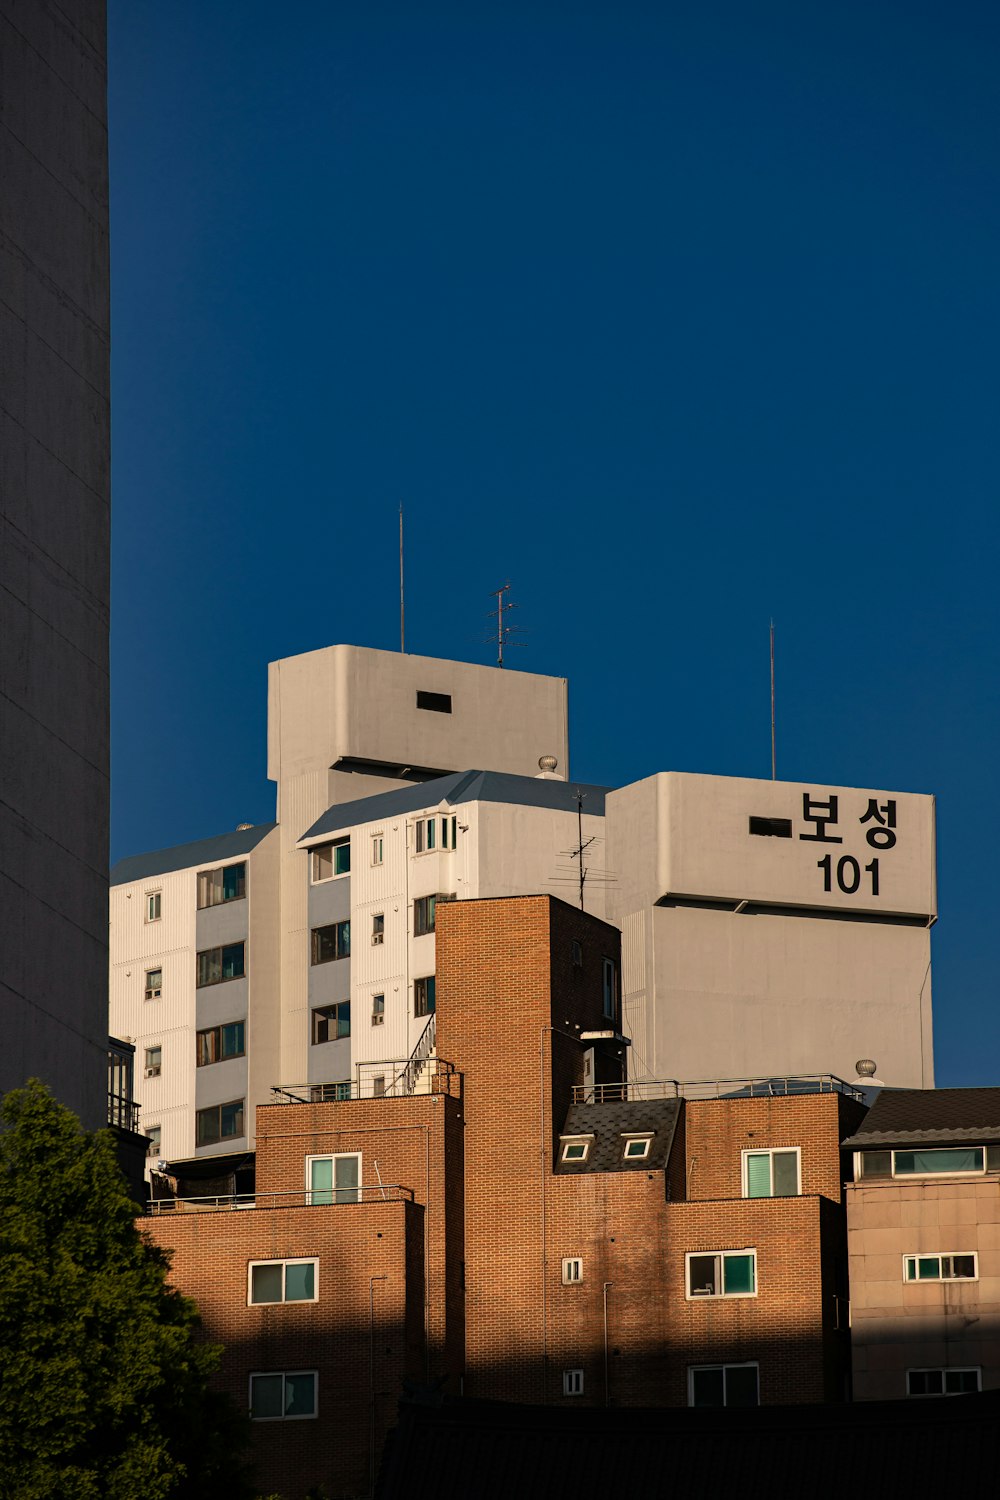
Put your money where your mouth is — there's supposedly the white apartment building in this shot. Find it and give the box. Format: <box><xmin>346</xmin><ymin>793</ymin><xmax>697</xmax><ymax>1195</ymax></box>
<box><xmin>109</xmin><ymin>825</ymin><xmax>279</xmax><ymax>1167</ymax></box>
<box><xmin>295</xmin><ymin>769</ymin><xmax>608</xmax><ymax>1098</ymax></box>
<box><xmin>109</xmin><ymin>641</ymin><xmax>939</xmax><ymax>1172</ymax></box>
<box><xmin>605</xmin><ymin>771</ymin><xmax>936</xmax><ymax>1089</ymax></box>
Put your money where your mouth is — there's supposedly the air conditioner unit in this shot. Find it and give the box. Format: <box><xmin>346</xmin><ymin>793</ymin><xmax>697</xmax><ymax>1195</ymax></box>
<box><xmin>144</xmin><ymin>1066</ymin><xmax>161</xmax><ymax>1078</ymax></box>
<box><xmin>371</xmin><ymin>1014</ymin><xmax>384</xmax><ymax>1026</ymax></box>
<box><xmin>371</xmin><ymin>934</ymin><xmax>384</xmax><ymax>945</ymax></box>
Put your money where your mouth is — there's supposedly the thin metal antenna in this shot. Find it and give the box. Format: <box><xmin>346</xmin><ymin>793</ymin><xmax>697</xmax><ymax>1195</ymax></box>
<box><xmin>485</xmin><ymin>581</ymin><xmax>525</xmax><ymax>667</ymax></box>
<box><xmin>770</xmin><ymin>618</ymin><xmax>776</xmax><ymax>780</ymax></box>
<box><xmin>570</xmin><ymin>790</ymin><xmax>597</xmax><ymax>910</ymax></box>
<box><xmin>399</xmin><ymin>506</ymin><xmax>405</xmax><ymax>654</ymax></box>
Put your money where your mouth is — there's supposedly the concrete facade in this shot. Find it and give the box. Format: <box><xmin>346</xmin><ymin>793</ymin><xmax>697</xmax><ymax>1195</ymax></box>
<box><xmin>0</xmin><ymin>0</ymin><xmax>110</xmax><ymax>1127</ymax></box>
<box><xmin>606</xmin><ymin>772</ymin><xmax>936</xmax><ymax>1089</ymax></box>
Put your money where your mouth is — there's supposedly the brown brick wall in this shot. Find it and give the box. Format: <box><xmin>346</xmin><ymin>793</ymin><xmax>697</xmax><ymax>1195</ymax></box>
<box><xmin>145</xmin><ymin>1199</ymin><xmax>417</xmax><ymax>1499</ymax></box>
<box><xmin>684</xmin><ymin>1094</ymin><xmax>852</xmax><ymax>1204</ymax></box>
<box><xmin>435</xmin><ymin>896</ymin><xmax>622</xmax><ymax>1403</ymax></box>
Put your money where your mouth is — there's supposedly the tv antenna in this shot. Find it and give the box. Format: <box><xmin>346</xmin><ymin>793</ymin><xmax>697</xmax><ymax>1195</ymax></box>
<box><xmin>399</xmin><ymin>506</ymin><xmax>405</xmax><ymax>654</ymax></box>
<box><xmin>769</xmin><ymin>618</ymin><xmax>776</xmax><ymax>780</ymax></box>
<box><xmin>486</xmin><ymin>582</ymin><xmax>524</xmax><ymax>668</ymax></box>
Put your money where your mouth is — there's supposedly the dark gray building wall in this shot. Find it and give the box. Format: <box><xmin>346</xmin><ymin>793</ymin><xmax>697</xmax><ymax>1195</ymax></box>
<box><xmin>0</xmin><ymin>1</ymin><xmax>110</xmax><ymax>1127</ymax></box>
<box><xmin>307</xmin><ymin>876</ymin><xmax>352</xmax><ymax>1086</ymax></box>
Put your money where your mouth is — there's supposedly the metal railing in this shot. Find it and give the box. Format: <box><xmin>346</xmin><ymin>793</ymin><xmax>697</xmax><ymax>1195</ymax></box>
<box><xmin>270</xmin><ymin>1048</ymin><xmax>453</xmax><ymax>1106</ymax></box>
<box><xmin>572</xmin><ymin>1074</ymin><xmax>864</xmax><ymax>1105</ymax></box>
<box><xmin>401</xmin><ymin>1012</ymin><xmax>436</xmax><ymax>1095</ymax></box>
<box><xmin>147</xmin><ymin>1183</ymin><xmax>414</xmax><ymax>1215</ymax></box>
<box><xmin>107</xmin><ymin>1091</ymin><xmax>140</xmax><ymax>1133</ymax></box>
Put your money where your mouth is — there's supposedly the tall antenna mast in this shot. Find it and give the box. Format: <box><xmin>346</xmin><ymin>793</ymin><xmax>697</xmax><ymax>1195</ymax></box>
<box><xmin>770</xmin><ymin>618</ymin><xmax>776</xmax><ymax>780</ymax></box>
<box><xmin>486</xmin><ymin>582</ymin><xmax>524</xmax><ymax>667</ymax></box>
<box><xmin>399</xmin><ymin>506</ymin><xmax>405</xmax><ymax>654</ymax></box>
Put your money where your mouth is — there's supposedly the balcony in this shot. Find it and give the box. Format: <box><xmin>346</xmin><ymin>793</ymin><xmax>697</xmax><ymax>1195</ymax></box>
<box><xmin>147</xmin><ymin>1184</ymin><xmax>414</xmax><ymax>1215</ymax></box>
<box><xmin>107</xmin><ymin>1036</ymin><xmax>141</xmax><ymax>1133</ymax></box>
<box><xmin>572</xmin><ymin>1074</ymin><xmax>864</xmax><ymax>1105</ymax></box>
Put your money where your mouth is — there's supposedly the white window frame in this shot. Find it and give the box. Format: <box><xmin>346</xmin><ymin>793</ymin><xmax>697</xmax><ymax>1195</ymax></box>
<box><xmin>145</xmin><ymin>1125</ymin><xmax>161</xmax><ymax>1157</ymax></box>
<box><xmin>562</xmin><ymin>1257</ymin><xmax>584</xmax><ymax>1285</ymax></box>
<box><xmin>562</xmin><ymin>1369</ymin><xmax>584</xmax><ymax>1396</ymax></box>
<box><xmin>310</xmin><ymin>837</ymin><xmax>350</xmax><ymax>884</ymax></box>
<box><xmin>144</xmin><ymin>967</ymin><xmax>162</xmax><ymax>1000</ymax></box>
<box><xmin>144</xmin><ymin>1045</ymin><xmax>162</xmax><ymax>1079</ymax></box>
<box><xmin>622</xmin><ymin>1134</ymin><xmax>653</xmax><ymax>1161</ymax></box>
<box><xmin>741</xmin><ymin>1146</ymin><xmax>802</xmax><ymax>1198</ymax></box>
<box><xmin>685</xmin><ymin>1249</ymin><xmax>758</xmax><ymax>1300</ymax></box>
<box><xmin>305</xmin><ymin>1152</ymin><xmax>362</xmax><ymax>1205</ymax></box>
<box><xmin>247</xmin><ymin>1258</ymin><xmax>319</xmax><ymax>1306</ymax></box>
<box><xmin>560</xmin><ymin>1136</ymin><xmax>593</xmax><ymax>1164</ymax></box>
<box><xmin>145</xmin><ymin>890</ymin><xmax>161</xmax><ymax>923</ymax></box>
<box><xmin>371</xmin><ymin>833</ymin><xmax>384</xmax><ymax>866</ymax></box>
<box><xmin>687</xmin><ymin>1362</ymin><xmax>760</xmax><ymax>1407</ymax></box>
<box><xmin>903</xmin><ymin>1252</ymin><xmax>978</xmax><ymax>1283</ymax></box>
<box><xmin>371</xmin><ymin>993</ymin><xmax>385</xmax><ymax>1026</ymax></box>
<box><xmin>906</xmin><ymin>1366</ymin><xmax>982</xmax><ymax>1397</ymax></box>
<box><xmin>891</xmin><ymin>1147</ymin><xmax>986</xmax><ymax>1178</ymax></box>
<box><xmin>248</xmin><ymin>1370</ymin><xmax>318</xmax><ymax>1421</ymax></box>
<box><xmin>372</xmin><ymin>912</ymin><xmax>385</xmax><ymax>945</ymax></box>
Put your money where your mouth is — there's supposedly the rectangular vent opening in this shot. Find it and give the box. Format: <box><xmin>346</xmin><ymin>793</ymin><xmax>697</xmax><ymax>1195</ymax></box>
<box><xmin>416</xmin><ymin>691</ymin><xmax>452</xmax><ymax>714</ymax></box>
<box><xmin>749</xmin><ymin>816</ymin><xmax>792</xmax><ymax>838</ymax></box>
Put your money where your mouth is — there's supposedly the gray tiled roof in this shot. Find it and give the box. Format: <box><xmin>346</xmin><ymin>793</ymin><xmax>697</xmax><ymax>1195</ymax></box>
<box><xmin>553</xmin><ymin>1099</ymin><xmax>681</xmax><ymax>1174</ymax></box>
<box><xmin>300</xmin><ymin>770</ymin><xmax>609</xmax><ymax>844</ymax></box>
<box><xmin>110</xmin><ymin>823</ymin><xmax>277</xmax><ymax>885</ymax></box>
<box><xmin>842</xmin><ymin>1087</ymin><xmax>1000</xmax><ymax>1147</ymax></box>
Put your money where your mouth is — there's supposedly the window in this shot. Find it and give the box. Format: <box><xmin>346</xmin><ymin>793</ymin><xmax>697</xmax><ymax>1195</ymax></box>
<box><xmin>622</xmin><ymin>1135</ymin><xmax>652</xmax><ymax>1160</ymax></box>
<box><xmin>907</xmin><ymin>1368</ymin><xmax>981</xmax><ymax>1397</ymax></box>
<box><xmin>372</xmin><ymin>994</ymin><xmax>385</xmax><ymax>1026</ymax></box>
<box><xmin>196</xmin><ymin>942</ymin><xmax>245</xmax><ymax>987</ymax></box>
<box><xmin>197</xmin><ymin>862</ymin><xmax>246</xmax><ymax>908</ymax></box>
<box><xmin>372</xmin><ymin>913</ymin><xmax>384</xmax><ymax>945</ymax></box>
<box><xmin>196</xmin><ymin>1099</ymin><xmax>245</xmax><ymax>1146</ymax></box>
<box><xmin>562</xmin><ymin>1258</ymin><xmax>583</xmax><ymax>1285</ymax></box>
<box><xmin>571</xmin><ymin>940</ymin><xmax>583</xmax><ymax>968</ymax></box>
<box><xmin>602</xmin><ymin>957</ymin><xmax>618</xmax><ymax>1020</ymax></box>
<box><xmin>562</xmin><ymin>1369</ymin><xmax>584</xmax><ymax>1396</ymax></box>
<box><xmin>144</xmin><ymin>1046</ymin><xmax>161</xmax><ymax>1079</ymax></box>
<box><xmin>145</xmin><ymin>891</ymin><xmax>161</xmax><ymax>922</ymax></box>
<box><xmin>560</xmin><ymin>1138</ymin><xmax>592</xmax><ymax>1163</ymax></box>
<box><xmin>371</xmin><ymin>834</ymin><xmax>384</xmax><ymax>866</ymax></box>
<box><xmin>903</xmin><ymin>1253</ymin><xmax>977</xmax><ymax>1282</ymax></box>
<box><xmin>312</xmin><ymin>1002</ymin><xmax>350</xmax><ymax>1044</ymax></box>
<box><xmin>307</xmin><ymin>1153</ymin><xmax>361</xmax><ymax>1205</ymax></box>
<box><xmin>145</xmin><ymin>1125</ymin><xmax>161</xmax><ymax>1156</ymax></box>
<box><xmin>416</xmin><ymin>690</ymin><xmax>452</xmax><ymax>713</ymax></box>
<box><xmin>249</xmin><ymin>1371</ymin><xmax>317</xmax><ymax>1421</ymax></box>
<box><xmin>688</xmin><ymin>1363</ymin><xmax>760</xmax><ymax>1408</ymax></box>
<box><xmin>373</xmin><ymin>1076</ymin><xmax>386</xmax><ymax>1098</ymax></box>
<box><xmin>749</xmin><ymin>816</ymin><xmax>792</xmax><ymax>838</ymax></box>
<box><xmin>414</xmin><ymin>816</ymin><xmax>457</xmax><ymax>853</ymax></box>
<box><xmin>248</xmin><ymin>1259</ymin><xmax>318</xmax><ymax>1306</ymax></box>
<box><xmin>196</xmin><ymin>1021</ymin><xmax>246</xmax><ymax>1066</ymax></box>
<box><xmin>743</xmin><ymin>1147</ymin><xmax>801</xmax><ymax>1198</ymax></box>
<box><xmin>311</xmin><ymin>838</ymin><xmax>350</xmax><ymax>882</ymax></box>
<box><xmin>144</xmin><ymin>967</ymin><xmax>162</xmax><ymax>1000</ymax></box>
<box><xmin>309</xmin><ymin>1082</ymin><xmax>351</xmax><ymax>1103</ymax></box>
<box><xmin>414</xmin><ymin>894</ymin><xmax>452</xmax><ymax>936</ymax></box>
<box><xmin>311</xmin><ymin>921</ymin><xmax>350</xmax><ymax>964</ymax></box>
<box><xmin>893</xmin><ymin>1148</ymin><xmax>985</xmax><ymax>1177</ymax></box>
<box><xmin>686</xmin><ymin>1250</ymin><xmax>757</xmax><ymax>1299</ymax></box>
<box><xmin>414</xmin><ymin>975</ymin><xmax>436</xmax><ymax>1017</ymax></box>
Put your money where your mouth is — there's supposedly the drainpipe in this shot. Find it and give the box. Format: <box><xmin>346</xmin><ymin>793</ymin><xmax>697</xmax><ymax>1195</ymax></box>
<box><xmin>369</xmin><ymin>1274</ymin><xmax>387</xmax><ymax>1498</ymax></box>
<box><xmin>603</xmin><ymin>1282</ymin><xmax>613</xmax><ymax>1406</ymax></box>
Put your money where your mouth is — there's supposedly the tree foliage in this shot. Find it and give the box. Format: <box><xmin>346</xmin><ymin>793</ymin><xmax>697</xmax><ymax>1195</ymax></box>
<box><xmin>0</xmin><ymin>1080</ymin><xmax>255</xmax><ymax>1500</ymax></box>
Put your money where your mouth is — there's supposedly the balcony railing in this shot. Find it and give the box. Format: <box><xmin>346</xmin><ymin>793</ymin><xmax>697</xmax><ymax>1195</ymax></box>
<box><xmin>270</xmin><ymin>1054</ymin><xmax>454</xmax><ymax>1106</ymax></box>
<box><xmin>572</xmin><ymin>1074</ymin><xmax>864</xmax><ymax>1105</ymax></box>
<box><xmin>147</xmin><ymin>1184</ymin><xmax>414</xmax><ymax>1215</ymax></box>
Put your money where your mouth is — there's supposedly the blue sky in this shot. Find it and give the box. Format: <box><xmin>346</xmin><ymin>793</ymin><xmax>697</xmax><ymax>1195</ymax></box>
<box><xmin>108</xmin><ymin>2</ymin><xmax>1000</xmax><ymax>1084</ymax></box>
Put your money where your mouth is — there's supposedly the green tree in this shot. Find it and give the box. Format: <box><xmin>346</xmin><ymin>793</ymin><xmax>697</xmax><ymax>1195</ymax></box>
<box><xmin>0</xmin><ymin>1079</ymin><xmax>255</xmax><ymax>1500</ymax></box>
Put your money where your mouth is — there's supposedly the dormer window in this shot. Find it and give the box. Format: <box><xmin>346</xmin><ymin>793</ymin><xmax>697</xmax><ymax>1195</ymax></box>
<box><xmin>622</xmin><ymin>1134</ymin><xmax>653</xmax><ymax>1161</ymax></box>
<box><xmin>560</xmin><ymin>1136</ymin><xmax>592</xmax><ymax>1163</ymax></box>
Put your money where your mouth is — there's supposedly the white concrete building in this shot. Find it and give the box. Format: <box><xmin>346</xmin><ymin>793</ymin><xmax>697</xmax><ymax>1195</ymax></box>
<box><xmin>109</xmin><ymin>641</ymin><xmax>939</xmax><ymax>1173</ymax></box>
<box><xmin>605</xmin><ymin>771</ymin><xmax>936</xmax><ymax>1089</ymax></box>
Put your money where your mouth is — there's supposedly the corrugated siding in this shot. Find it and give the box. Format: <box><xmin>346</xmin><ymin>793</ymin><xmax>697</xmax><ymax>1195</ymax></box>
<box><xmin>352</xmin><ymin>813</ymin><xmax>411</xmax><ymax>1069</ymax></box>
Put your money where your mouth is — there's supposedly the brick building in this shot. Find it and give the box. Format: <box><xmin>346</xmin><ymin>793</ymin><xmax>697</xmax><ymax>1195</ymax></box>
<box><xmin>845</xmin><ymin>1088</ymin><xmax>1000</xmax><ymax>1401</ymax></box>
<box><xmin>147</xmin><ymin>896</ymin><xmax>868</xmax><ymax>1497</ymax></box>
